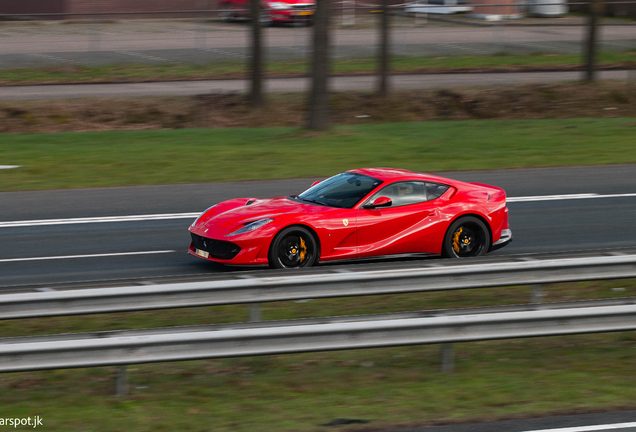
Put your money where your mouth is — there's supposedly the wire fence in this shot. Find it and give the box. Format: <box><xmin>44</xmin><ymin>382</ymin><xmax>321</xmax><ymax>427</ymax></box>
<box><xmin>0</xmin><ymin>4</ymin><xmax>634</xmax><ymax>69</ymax></box>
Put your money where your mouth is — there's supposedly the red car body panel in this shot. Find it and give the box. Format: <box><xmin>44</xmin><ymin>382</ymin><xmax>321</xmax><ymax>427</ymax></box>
<box><xmin>220</xmin><ymin>0</ymin><xmax>315</xmax><ymax>23</ymax></box>
<box><xmin>188</xmin><ymin>168</ymin><xmax>511</xmax><ymax>266</ymax></box>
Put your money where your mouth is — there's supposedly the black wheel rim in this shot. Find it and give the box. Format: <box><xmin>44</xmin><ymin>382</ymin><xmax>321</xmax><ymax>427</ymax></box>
<box><xmin>221</xmin><ymin>6</ymin><xmax>232</xmax><ymax>20</ymax></box>
<box><xmin>451</xmin><ymin>222</ymin><xmax>487</xmax><ymax>258</ymax></box>
<box><xmin>259</xmin><ymin>12</ymin><xmax>272</xmax><ymax>25</ymax></box>
<box><xmin>276</xmin><ymin>232</ymin><xmax>313</xmax><ymax>268</ymax></box>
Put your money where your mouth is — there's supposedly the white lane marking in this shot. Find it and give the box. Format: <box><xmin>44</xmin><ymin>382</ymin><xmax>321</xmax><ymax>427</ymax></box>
<box><xmin>508</xmin><ymin>193</ymin><xmax>599</xmax><ymax>202</ymax></box>
<box><xmin>1</xmin><ymin>193</ymin><xmax>636</xmax><ymax>229</ymax></box>
<box><xmin>199</xmin><ymin>47</ymin><xmax>247</xmax><ymax>59</ymax></box>
<box><xmin>27</xmin><ymin>53</ymin><xmax>81</xmax><ymax>66</ymax></box>
<box><xmin>0</xmin><ymin>213</ymin><xmax>199</xmax><ymax>228</ymax></box>
<box><xmin>521</xmin><ymin>421</ymin><xmax>636</xmax><ymax>432</ymax></box>
<box><xmin>0</xmin><ymin>250</ymin><xmax>175</xmax><ymax>264</ymax></box>
<box><xmin>115</xmin><ymin>50</ymin><xmax>178</xmax><ymax>64</ymax></box>
<box><xmin>0</xmin><ymin>165</ymin><xmax>21</xmax><ymax>170</ymax></box>
<box><xmin>442</xmin><ymin>43</ymin><xmax>489</xmax><ymax>55</ymax></box>
<box><xmin>508</xmin><ymin>193</ymin><xmax>636</xmax><ymax>202</ymax></box>
<box><xmin>519</xmin><ymin>41</ymin><xmax>578</xmax><ymax>55</ymax></box>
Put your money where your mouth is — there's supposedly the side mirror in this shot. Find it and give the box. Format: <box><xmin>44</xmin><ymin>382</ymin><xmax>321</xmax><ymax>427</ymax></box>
<box><xmin>311</xmin><ymin>180</ymin><xmax>322</xmax><ymax>187</ymax></box>
<box><xmin>365</xmin><ymin>196</ymin><xmax>392</xmax><ymax>209</ymax></box>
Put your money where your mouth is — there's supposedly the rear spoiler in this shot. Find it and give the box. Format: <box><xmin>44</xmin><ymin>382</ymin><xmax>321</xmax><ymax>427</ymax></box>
<box><xmin>468</xmin><ymin>182</ymin><xmax>506</xmax><ymax>202</ymax></box>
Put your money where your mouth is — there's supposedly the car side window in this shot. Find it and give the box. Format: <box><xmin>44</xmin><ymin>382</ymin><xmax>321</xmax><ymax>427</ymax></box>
<box><xmin>426</xmin><ymin>182</ymin><xmax>450</xmax><ymax>200</ymax></box>
<box><xmin>367</xmin><ymin>181</ymin><xmax>428</xmax><ymax>207</ymax></box>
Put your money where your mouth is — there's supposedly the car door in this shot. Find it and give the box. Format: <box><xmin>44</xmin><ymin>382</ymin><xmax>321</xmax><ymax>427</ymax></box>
<box><xmin>311</xmin><ymin>207</ymin><xmax>358</xmax><ymax>260</ymax></box>
<box><xmin>234</xmin><ymin>0</ymin><xmax>249</xmax><ymax>17</ymax></box>
<box><xmin>293</xmin><ymin>172</ymin><xmax>382</xmax><ymax>262</ymax></box>
<box><xmin>355</xmin><ymin>181</ymin><xmax>443</xmax><ymax>257</ymax></box>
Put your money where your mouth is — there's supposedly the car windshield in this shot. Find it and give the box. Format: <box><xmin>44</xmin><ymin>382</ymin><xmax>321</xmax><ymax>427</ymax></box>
<box><xmin>296</xmin><ymin>172</ymin><xmax>382</xmax><ymax>209</ymax></box>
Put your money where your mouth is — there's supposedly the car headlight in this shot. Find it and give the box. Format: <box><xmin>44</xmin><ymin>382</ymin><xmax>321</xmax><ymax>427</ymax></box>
<box><xmin>191</xmin><ymin>205</ymin><xmax>216</xmax><ymax>228</ymax></box>
<box><xmin>267</xmin><ymin>2</ymin><xmax>289</xmax><ymax>9</ymax></box>
<box><xmin>225</xmin><ymin>218</ymin><xmax>274</xmax><ymax>237</ymax></box>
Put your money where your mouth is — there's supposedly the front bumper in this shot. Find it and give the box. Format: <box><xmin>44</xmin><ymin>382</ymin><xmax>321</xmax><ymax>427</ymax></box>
<box><xmin>270</xmin><ymin>9</ymin><xmax>314</xmax><ymax>21</ymax></box>
<box><xmin>190</xmin><ymin>233</ymin><xmax>241</xmax><ymax>260</ymax></box>
<box><xmin>491</xmin><ymin>228</ymin><xmax>512</xmax><ymax>251</ymax></box>
<box><xmin>188</xmin><ymin>232</ymin><xmax>271</xmax><ymax>265</ymax></box>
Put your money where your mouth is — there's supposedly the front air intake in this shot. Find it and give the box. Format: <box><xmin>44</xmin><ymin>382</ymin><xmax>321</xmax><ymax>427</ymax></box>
<box><xmin>190</xmin><ymin>233</ymin><xmax>241</xmax><ymax>260</ymax></box>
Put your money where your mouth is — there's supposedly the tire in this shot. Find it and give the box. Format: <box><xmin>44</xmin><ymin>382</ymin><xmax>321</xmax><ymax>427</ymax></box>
<box><xmin>259</xmin><ymin>11</ymin><xmax>273</xmax><ymax>26</ymax></box>
<box><xmin>441</xmin><ymin>216</ymin><xmax>490</xmax><ymax>258</ymax></box>
<box><xmin>268</xmin><ymin>226</ymin><xmax>319</xmax><ymax>269</ymax></box>
<box><xmin>292</xmin><ymin>18</ymin><xmax>311</xmax><ymax>27</ymax></box>
<box><xmin>221</xmin><ymin>5</ymin><xmax>234</xmax><ymax>22</ymax></box>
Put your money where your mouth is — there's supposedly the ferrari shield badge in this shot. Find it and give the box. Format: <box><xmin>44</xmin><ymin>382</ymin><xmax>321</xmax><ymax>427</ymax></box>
<box><xmin>342</xmin><ymin>219</ymin><xmax>349</xmax><ymax>227</ymax></box>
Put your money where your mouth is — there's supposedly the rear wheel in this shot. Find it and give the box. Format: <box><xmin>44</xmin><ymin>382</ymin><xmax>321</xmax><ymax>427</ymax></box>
<box><xmin>221</xmin><ymin>5</ymin><xmax>234</xmax><ymax>22</ymax></box>
<box><xmin>269</xmin><ymin>226</ymin><xmax>319</xmax><ymax>269</ymax></box>
<box><xmin>442</xmin><ymin>216</ymin><xmax>490</xmax><ymax>258</ymax></box>
<box><xmin>259</xmin><ymin>11</ymin><xmax>273</xmax><ymax>26</ymax></box>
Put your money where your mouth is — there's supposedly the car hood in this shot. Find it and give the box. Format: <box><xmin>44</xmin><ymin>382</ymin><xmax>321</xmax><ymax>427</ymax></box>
<box><xmin>198</xmin><ymin>197</ymin><xmax>336</xmax><ymax>232</ymax></box>
<box><xmin>270</xmin><ymin>0</ymin><xmax>314</xmax><ymax>4</ymax></box>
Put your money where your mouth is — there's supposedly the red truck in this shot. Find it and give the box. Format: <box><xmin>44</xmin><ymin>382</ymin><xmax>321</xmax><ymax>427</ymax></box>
<box><xmin>220</xmin><ymin>0</ymin><xmax>315</xmax><ymax>25</ymax></box>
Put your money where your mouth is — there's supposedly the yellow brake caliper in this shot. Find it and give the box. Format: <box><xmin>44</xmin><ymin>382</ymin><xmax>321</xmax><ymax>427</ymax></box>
<box><xmin>452</xmin><ymin>228</ymin><xmax>463</xmax><ymax>253</ymax></box>
<box><xmin>299</xmin><ymin>237</ymin><xmax>307</xmax><ymax>263</ymax></box>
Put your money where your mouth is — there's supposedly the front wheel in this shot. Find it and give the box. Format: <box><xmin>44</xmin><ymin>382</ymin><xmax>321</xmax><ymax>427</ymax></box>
<box><xmin>220</xmin><ymin>5</ymin><xmax>234</xmax><ymax>22</ymax></box>
<box><xmin>269</xmin><ymin>226</ymin><xmax>319</xmax><ymax>269</ymax></box>
<box><xmin>442</xmin><ymin>216</ymin><xmax>490</xmax><ymax>258</ymax></box>
<box><xmin>259</xmin><ymin>11</ymin><xmax>273</xmax><ymax>26</ymax></box>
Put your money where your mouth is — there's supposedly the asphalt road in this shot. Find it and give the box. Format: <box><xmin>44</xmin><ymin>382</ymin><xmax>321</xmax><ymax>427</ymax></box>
<box><xmin>382</xmin><ymin>410</ymin><xmax>636</xmax><ymax>432</ymax></box>
<box><xmin>1</xmin><ymin>70</ymin><xmax>633</xmax><ymax>100</ymax></box>
<box><xmin>1</xmin><ymin>20</ymin><xmax>635</xmax><ymax>67</ymax></box>
<box><xmin>2</xmin><ymin>165</ymin><xmax>636</xmax><ymax>432</ymax></box>
<box><xmin>2</xmin><ymin>39</ymin><xmax>635</xmax><ymax>67</ymax></box>
<box><xmin>1</xmin><ymin>164</ymin><xmax>636</xmax><ymax>290</ymax></box>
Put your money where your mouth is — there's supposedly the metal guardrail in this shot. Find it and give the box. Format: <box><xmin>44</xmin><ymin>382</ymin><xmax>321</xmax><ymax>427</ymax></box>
<box><xmin>2</xmin><ymin>254</ymin><xmax>636</xmax><ymax>320</ymax></box>
<box><xmin>1</xmin><ymin>301</ymin><xmax>635</xmax><ymax>372</ymax></box>
<box><xmin>2</xmin><ymin>253</ymin><xmax>635</xmax><ymax>394</ymax></box>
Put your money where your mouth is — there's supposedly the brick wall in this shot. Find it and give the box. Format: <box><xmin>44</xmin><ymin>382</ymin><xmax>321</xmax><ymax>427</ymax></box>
<box><xmin>0</xmin><ymin>0</ymin><xmax>64</xmax><ymax>16</ymax></box>
<box><xmin>470</xmin><ymin>0</ymin><xmax>523</xmax><ymax>18</ymax></box>
<box><xmin>65</xmin><ymin>0</ymin><xmax>217</xmax><ymax>18</ymax></box>
<box><xmin>568</xmin><ymin>0</ymin><xmax>636</xmax><ymax>20</ymax></box>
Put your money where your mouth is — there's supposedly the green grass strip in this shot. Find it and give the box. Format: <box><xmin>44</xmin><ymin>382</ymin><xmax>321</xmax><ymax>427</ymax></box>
<box><xmin>1</xmin><ymin>118</ymin><xmax>636</xmax><ymax>191</ymax></box>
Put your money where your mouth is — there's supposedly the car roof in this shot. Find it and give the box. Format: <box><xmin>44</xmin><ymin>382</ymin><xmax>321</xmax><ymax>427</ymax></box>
<box><xmin>348</xmin><ymin>168</ymin><xmax>454</xmax><ymax>185</ymax></box>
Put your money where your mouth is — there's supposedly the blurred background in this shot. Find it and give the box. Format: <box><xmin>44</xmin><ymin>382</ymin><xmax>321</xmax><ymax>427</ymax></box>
<box><xmin>1</xmin><ymin>1</ymin><xmax>636</xmax><ymax>431</ymax></box>
<box><xmin>0</xmin><ymin>0</ymin><xmax>634</xmax><ymax>67</ymax></box>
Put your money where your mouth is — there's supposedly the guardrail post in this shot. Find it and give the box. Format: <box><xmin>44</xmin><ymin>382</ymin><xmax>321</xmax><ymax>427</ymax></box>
<box><xmin>415</xmin><ymin>11</ymin><xmax>427</xmax><ymax>27</ymax></box>
<box><xmin>532</xmin><ymin>284</ymin><xmax>544</xmax><ymax>305</ymax></box>
<box><xmin>115</xmin><ymin>366</ymin><xmax>128</xmax><ymax>396</ymax></box>
<box><xmin>491</xmin><ymin>17</ymin><xmax>505</xmax><ymax>55</ymax></box>
<box><xmin>342</xmin><ymin>0</ymin><xmax>355</xmax><ymax>27</ymax></box>
<box><xmin>249</xmin><ymin>303</ymin><xmax>262</xmax><ymax>322</ymax></box>
<box><xmin>440</xmin><ymin>343</ymin><xmax>454</xmax><ymax>372</ymax></box>
<box><xmin>89</xmin><ymin>19</ymin><xmax>101</xmax><ymax>53</ymax></box>
<box><xmin>197</xmin><ymin>16</ymin><xmax>207</xmax><ymax>50</ymax></box>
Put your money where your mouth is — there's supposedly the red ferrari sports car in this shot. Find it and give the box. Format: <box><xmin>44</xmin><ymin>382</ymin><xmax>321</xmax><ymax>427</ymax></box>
<box><xmin>188</xmin><ymin>168</ymin><xmax>512</xmax><ymax>268</ymax></box>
